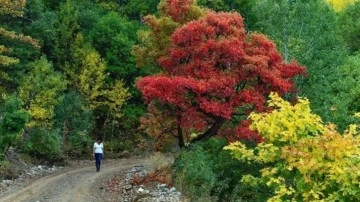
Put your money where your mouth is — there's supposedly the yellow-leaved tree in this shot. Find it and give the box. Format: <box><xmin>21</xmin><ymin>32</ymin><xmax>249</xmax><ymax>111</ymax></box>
<box><xmin>224</xmin><ymin>92</ymin><xmax>360</xmax><ymax>201</ymax></box>
<box><xmin>19</xmin><ymin>57</ymin><xmax>66</xmax><ymax>127</ymax></box>
<box><xmin>69</xmin><ymin>34</ymin><xmax>130</xmax><ymax>119</ymax></box>
<box><xmin>132</xmin><ymin>0</ymin><xmax>205</xmax><ymax>67</ymax></box>
<box><xmin>325</xmin><ymin>0</ymin><xmax>358</xmax><ymax>11</ymax></box>
<box><xmin>0</xmin><ymin>0</ymin><xmax>39</xmax><ymax>89</ymax></box>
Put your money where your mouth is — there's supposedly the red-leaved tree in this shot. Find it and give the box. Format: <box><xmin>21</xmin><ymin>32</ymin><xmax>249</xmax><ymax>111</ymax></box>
<box><xmin>137</xmin><ymin>10</ymin><xmax>306</xmax><ymax>148</ymax></box>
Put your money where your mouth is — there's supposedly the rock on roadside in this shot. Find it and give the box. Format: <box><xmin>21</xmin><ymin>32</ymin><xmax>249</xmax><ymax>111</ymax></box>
<box><xmin>100</xmin><ymin>165</ymin><xmax>183</xmax><ymax>202</ymax></box>
<box><xmin>0</xmin><ymin>164</ymin><xmax>64</xmax><ymax>193</ymax></box>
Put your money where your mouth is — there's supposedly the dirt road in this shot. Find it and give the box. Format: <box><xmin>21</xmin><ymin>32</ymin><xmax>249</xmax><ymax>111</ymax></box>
<box><xmin>0</xmin><ymin>158</ymin><xmax>146</xmax><ymax>202</ymax></box>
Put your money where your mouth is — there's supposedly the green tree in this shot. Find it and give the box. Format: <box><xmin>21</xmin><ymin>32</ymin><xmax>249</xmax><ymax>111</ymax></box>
<box><xmin>53</xmin><ymin>91</ymin><xmax>94</xmax><ymax>156</ymax></box>
<box><xmin>76</xmin><ymin>0</ymin><xmax>106</xmax><ymax>35</ymax></box>
<box><xmin>0</xmin><ymin>0</ymin><xmax>39</xmax><ymax>93</ymax></box>
<box><xmin>197</xmin><ymin>0</ymin><xmax>256</xmax><ymax>30</ymax></box>
<box><xmin>92</xmin><ymin>0</ymin><xmax>121</xmax><ymax>11</ymax></box>
<box><xmin>41</xmin><ymin>0</ymin><xmax>66</xmax><ymax>10</ymax></box>
<box><xmin>89</xmin><ymin>12</ymin><xmax>141</xmax><ymax>82</ymax></box>
<box><xmin>26</xmin><ymin>0</ymin><xmax>59</xmax><ymax>63</ymax></box>
<box><xmin>53</xmin><ymin>0</ymin><xmax>80</xmax><ymax>69</ymax></box>
<box><xmin>0</xmin><ymin>94</ymin><xmax>29</xmax><ymax>155</ymax></box>
<box><xmin>69</xmin><ymin>34</ymin><xmax>130</xmax><ymax>137</ymax></box>
<box><xmin>339</xmin><ymin>1</ymin><xmax>360</xmax><ymax>53</ymax></box>
<box><xmin>119</xmin><ymin>0</ymin><xmax>160</xmax><ymax>21</ymax></box>
<box><xmin>252</xmin><ymin>0</ymin><xmax>349</xmax><ymax>130</ymax></box>
<box><xmin>330</xmin><ymin>54</ymin><xmax>360</xmax><ymax>126</ymax></box>
<box><xmin>89</xmin><ymin>11</ymin><xmax>148</xmax><ymax>133</ymax></box>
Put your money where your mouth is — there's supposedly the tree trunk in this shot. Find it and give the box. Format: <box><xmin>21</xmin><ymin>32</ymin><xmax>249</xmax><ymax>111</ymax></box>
<box><xmin>177</xmin><ymin>125</ymin><xmax>185</xmax><ymax>148</ymax></box>
<box><xmin>94</xmin><ymin>114</ymin><xmax>106</xmax><ymax>139</ymax></box>
<box><xmin>191</xmin><ymin>117</ymin><xmax>225</xmax><ymax>143</ymax></box>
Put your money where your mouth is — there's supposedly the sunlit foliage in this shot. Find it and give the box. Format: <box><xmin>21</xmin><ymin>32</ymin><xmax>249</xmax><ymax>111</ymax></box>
<box><xmin>132</xmin><ymin>0</ymin><xmax>205</xmax><ymax>67</ymax></box>
<box><xmin>19</xmin><ymin>57</ymin><xmax>66</xmax><ymax>127</ymax></box>
<box><xmin>70</xmin><ymin>34</ymin><xmax>130</xmax><ymax>119</ymax></box>
<box><xmin>0</xmin><ymin>0</ymin><xmax>38</xmax><ymax>71</ymax></box>
<box><xmin>225</xmin><ymin>93</ymin><xmax>360</xmax><ymax>201</ymax></box>
<box><xmin>325</xmin><ymin>0</ymin><xmax>358</xmax><ymax>11</ymax></box>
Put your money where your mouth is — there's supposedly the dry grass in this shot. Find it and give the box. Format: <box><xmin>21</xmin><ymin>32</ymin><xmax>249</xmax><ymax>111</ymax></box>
<box><xmin>131</xmin><ymin>152</ymin><xmax>177</xmax><ymax>187</ymax></box>
<box><xmin>145</xmin><ymin>152</ymin><xmax>175</xmax><ymax>170</ymax></box>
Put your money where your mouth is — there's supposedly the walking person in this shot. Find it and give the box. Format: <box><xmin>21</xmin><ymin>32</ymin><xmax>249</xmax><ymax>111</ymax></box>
<box><xmin>93</xmin><ymin>137</ymin><xmax>104</xmax><ymax>172</ymax></box>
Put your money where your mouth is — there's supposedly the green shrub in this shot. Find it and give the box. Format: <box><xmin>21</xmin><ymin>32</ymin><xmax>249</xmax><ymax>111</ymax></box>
<box><xmin>65</xmin><ymin>133</ymin><xmax>93</xmax><ymax>157</ymax></box>
<box><xmin>173</xmin><ymin>138</ymin><xmax>270</xmax><ymax>202</ymax></box>
<box><xmin>0</xmin><ymin>160</ymin><xmax>12</xmax><ymax>179</ymax></box>
<box><xmin>0</xmin><ymin>94</ymin><xmax>29</xmax><ymax>154</ymax></box>
<box><xmin>120</xmin><ymin>139</ymin><xmax>135</xmax><ymax>151</ymax></box>
<box><xmin>106</xmin><ymin>140</ymin><xmax>123</xmax><ymax>154</ymax></box>
<box><xmin>24</xmin><ymin>127</ymin><xmax>62</xmax><ymax>162</ymax></box>
<box><xmin>105</xmin><ymin>139</ymin><xmax>133</xmax><ymax>152</ymax></box>
<box><xmin>174</xmin><ymin>143</ymin><xmax>216</xmax><ymax>200</ymax></box>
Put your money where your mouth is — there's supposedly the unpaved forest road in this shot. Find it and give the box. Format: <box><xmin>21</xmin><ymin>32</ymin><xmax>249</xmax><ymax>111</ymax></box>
<box><xmin>0</xmin><ymin>158</ymin><xmax>146</xmax><ymax>202</ymax></box>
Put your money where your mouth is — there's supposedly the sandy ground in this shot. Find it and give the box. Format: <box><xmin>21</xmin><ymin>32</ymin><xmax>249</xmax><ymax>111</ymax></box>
<box><xmin>0</xmin><ymin>158</ymin><xmax>146</xmax><ymax>202</ymax></box>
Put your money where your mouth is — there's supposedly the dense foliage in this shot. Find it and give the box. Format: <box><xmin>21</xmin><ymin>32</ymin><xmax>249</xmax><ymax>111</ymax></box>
<box><xmin>251</xmin><ymin>0</ymin><xmax>349</xmax><ymax>132</ymax></box>
<box><xmin>225</xmin><ymin>93</ymin><xmax>360</xmax><ymax>201</ymax></box>
<box><xmin>174</xmin><ymin>138</ymin><xmax>270</xmax><ymax>201</ymax></box>
<box><xmin>1</xmin><ymin>1</ymin><xmax>360</xmax><ymax>201</ymax></box>
<box><xmin>136</xmin><ymin>0</ymin><xmax>306</xmax><ymax>148</ymax></box>
<box><xmin>0</xmin><ymin>0</ymin><xmax>148</xmax><ymax>160</ymax></box>
<box><xmin>0</xmin><ymin>94</ymin><xmax>28</xmax><ymax>157</ymax></box>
